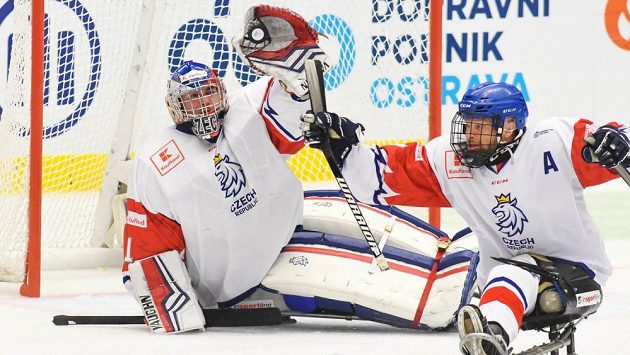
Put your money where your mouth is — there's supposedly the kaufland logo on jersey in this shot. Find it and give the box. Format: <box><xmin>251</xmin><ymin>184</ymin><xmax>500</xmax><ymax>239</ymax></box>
<box><xmin>150</xmin><ymin>140</ymin><xmax>185</xmax><ymax>176</ymax></box>
<box><xmin>445</xmin><ymin>150</ymin><xmax>472</xmax><ymax>179</ymax></box>
<box><xmin>159</xmin><ymin>149</ymin><xmax>172</xmax><ymax>162</ymax></box>
<box><xmin>126</xmin><ymin>211</ymin><xmax>147</xmax><ymax>228</ymax></box>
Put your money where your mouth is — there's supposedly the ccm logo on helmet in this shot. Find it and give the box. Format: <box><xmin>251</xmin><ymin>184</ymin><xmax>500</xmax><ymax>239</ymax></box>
<box><xmin>503</xmin><ymin>107</ymin><xmax>517</xmax><ymax>113</ymax></box>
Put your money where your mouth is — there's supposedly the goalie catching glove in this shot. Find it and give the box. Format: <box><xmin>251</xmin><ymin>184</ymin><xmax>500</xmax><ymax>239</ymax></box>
<box><xmin>582</xmin><ymin>125</ymin><xmax>630</xmax><ymax>169</ymax></box>
<box><xmin>232</xmin><ymin>5</ymin><xmax>330</xmax><ymax>98</ymax></box>
<box><xmin>128</xmin><ymin>250</ymin><xmax>205</xmax><ymax>334</ymax></box>
<box><xmin>301</xmin><ymin>111</ymin><xmax>364</xmax><ymax>168</ymax></box>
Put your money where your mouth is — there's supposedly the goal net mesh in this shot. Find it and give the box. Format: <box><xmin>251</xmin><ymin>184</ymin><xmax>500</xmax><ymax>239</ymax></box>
<box><xmin>0</xmin><ymin>0</ymin><xmax>435</xmax><ymax>282</ymax></box>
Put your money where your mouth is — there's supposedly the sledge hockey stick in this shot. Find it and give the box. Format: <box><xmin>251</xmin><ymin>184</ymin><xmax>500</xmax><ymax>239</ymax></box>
<box><xmin>584</xmin><ymin>136</ymin><xmax>630</xmax><ymax>188</ymax></box>
<box><xmin>53</xmin><ymin>308</ymin><xmax>289</xmax><ymax>327</ymax></box>
<box><xmin>304</xmin><ymin>59</ymin><xmax>389</xmax><ymax>271</ymax></box>
<box><xmin>52</xmin><ymin>309</ymin><xmax>364</xmax><ymax>327</ymax></box>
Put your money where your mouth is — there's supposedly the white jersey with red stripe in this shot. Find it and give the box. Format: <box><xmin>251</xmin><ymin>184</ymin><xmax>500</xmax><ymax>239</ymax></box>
<box><xmin>342</xmin><ymin>117</ymin><xmax>626</xmax><ymax>288</ymax></box>
<box><xmin>123</xmin><ymin>76</ymin><xmax>309</xmax><ymax>307</ymax></box>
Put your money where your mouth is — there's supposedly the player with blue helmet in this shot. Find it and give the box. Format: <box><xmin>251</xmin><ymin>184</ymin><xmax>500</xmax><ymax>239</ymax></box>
<box><xmin>303</xmin><ymin>81</ymin><xmax>629</xmax><ymax>354</ymax></box>
<box><xmin>450</xmin><ymin>82</ymin><xmax>529</xmax><ymax>168</ymax></box>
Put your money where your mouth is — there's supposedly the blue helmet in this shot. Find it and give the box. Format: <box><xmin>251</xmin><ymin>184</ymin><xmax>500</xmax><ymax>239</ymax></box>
<box><xmin>450</xmin><ymin>82</ymin><xmax>528</xmax><ymax>168</ymax></box>
<box><xmin>457</xmin><ymin>82</ymin><xmax>528</xmax><ymax>129</ymax></box>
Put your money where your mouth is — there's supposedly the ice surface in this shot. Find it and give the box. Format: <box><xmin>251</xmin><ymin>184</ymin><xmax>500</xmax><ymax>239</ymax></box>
<box><xmin>1</xmin><ymin>181</ymin><xmax>628</xmax><ymax>354</ymax></box>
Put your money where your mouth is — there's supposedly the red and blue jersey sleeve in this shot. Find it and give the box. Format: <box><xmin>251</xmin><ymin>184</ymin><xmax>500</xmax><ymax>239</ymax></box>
<box><xmin>379</xmin><ymin>143</ymin><xmax>451</xmax><ymax>207</ymax></box>
<box><xmin>342</xmin><ymin>142</ymin><xmax>450</xmax><ymax>207</ymax></box>
<box><xmin>258</xmin><ymin>77</ymin><xmax>309</xmax><ymax>155</ymax></box>
<box><xmin>122</xmin><ymin>198</ymin><xmax>186</xmax><ymax>276</ymax></box>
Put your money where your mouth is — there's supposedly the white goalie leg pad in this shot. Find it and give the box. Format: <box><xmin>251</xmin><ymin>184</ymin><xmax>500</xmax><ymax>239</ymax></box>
<box><xmin>264</xmin><ymin>195</ymin><xmax>477</xmax><ymax>329</ymax></box>
<box><xmin>263</xmin><ymin>246</ymin><xmax>472</xmax><ymax>328</ymax></box>
<box><xmin>128</xmin><ymin>250</ymin><xmax>205</xmax><ymax>334</ymax></box>
<box><xmin>302</xmin><ymin>195</ymin><xmax>478</xmax><ymax>265</ymax></box>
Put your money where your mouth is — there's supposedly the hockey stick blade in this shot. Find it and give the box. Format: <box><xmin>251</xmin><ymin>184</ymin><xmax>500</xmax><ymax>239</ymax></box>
<box><xmin>584</xmin><ymin>136</ymin><xmax>630</xmax><ymax>188</ymax></box>
<box><xmin>53</xmin><ymin>308</ymin><xmax>290</xmax><ymax>327</ymax></box>
<box><xmin>304</xmin><ymin>59</ymin><xmax>389</xmax><ymax>271</ymax></box>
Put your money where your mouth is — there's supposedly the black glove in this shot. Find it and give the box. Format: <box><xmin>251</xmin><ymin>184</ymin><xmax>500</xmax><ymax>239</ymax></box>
<box><xmin>582</xmin><ymin>125</ymin><xmax>630</xmax><ymax>169</ymax></box>
<box><xmin>301</xmin><ymin>111</ymin><xmax>364</xmax><ymax>167</ymax></box>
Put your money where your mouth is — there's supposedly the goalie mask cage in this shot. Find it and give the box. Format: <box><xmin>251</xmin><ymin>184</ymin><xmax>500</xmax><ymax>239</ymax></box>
<box><xmin>0</xmin><ymin>0</ymin><xmax>442</xmax><ymax>296</ymax></box>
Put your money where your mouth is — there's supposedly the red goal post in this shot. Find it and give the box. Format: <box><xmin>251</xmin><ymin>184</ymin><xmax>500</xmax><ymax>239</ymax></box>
<box><xmin>0</xmin><ymin>0</ymin><xmax>442</xmax><ymax>296</ymax></box>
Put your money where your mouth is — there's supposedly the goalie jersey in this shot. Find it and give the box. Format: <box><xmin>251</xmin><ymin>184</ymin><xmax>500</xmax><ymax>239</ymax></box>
<box><xmin>123</xmin><ymin>77</ymin><xmax>308</xmax><ymax>307</ymax></box>
<box><xmin>342</xmin><ymin>117</ymin><xmax>625</xmax><ymax>287</ymax></box>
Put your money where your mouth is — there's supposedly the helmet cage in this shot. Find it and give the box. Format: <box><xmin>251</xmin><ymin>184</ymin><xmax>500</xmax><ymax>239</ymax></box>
<box><xmin>451</xmin><ymin>82</ymin><xmax>528</xmax><ymax>168</ymax></box>
<box><xmin>166</xmin><ymin>63</ymin><xmax>229</xmax><ymax>141</ymax></box>
<box><xmin>450</xmin><ymin>113</ymin><xmax>506</xmax><ymax>168</ymax></box>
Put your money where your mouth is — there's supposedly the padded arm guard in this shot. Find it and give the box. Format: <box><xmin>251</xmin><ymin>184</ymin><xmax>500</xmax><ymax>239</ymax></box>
<box><xmin>128</xmin><ymin>250</ymin><xmax>205</xmax><ymax>334</ymax></box>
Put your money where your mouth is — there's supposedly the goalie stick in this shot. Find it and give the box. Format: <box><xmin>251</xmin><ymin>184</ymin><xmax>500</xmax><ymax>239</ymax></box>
<box><xmin>53</xmin><ymin>307</ymin><xmax>290</xmax><ymax>327</ymax></box>
<box><xmin>52</xmin><ymin>309</ymin><xmax>365</xmax><ymax>327</ymax></box>
<box><xmin>584</xmin><ymin>136</ymin><xmax>630</xmax><ymax>188</ymax></box>
<box><xmin>304</xmin><ymin>59</ymin><xmax>389</xmax><ymax>272</ymax></box>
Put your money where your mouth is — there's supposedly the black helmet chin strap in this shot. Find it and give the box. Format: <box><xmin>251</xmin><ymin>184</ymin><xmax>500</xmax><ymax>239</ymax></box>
<box><xmin>487</xmin><ymin>128</ymin><xmax>525</xmax><ymax>166</ymax></box>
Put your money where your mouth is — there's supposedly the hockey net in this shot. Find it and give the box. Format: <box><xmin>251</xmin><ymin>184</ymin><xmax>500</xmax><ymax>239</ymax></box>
<box><xmin>0</xmin><ymin>0</ymin><xmax>441</xmax><ymax>294</ymax></box>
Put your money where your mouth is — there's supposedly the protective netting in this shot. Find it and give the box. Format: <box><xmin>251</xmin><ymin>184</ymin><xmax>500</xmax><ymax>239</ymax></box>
<box><xmin>0</xmin><ymin>0</ymin><xmax>434</xmax><ymax>282</ymax></box>
<box><xmin>0</xmin><ymin>0</ymin><xmax>144</xmax><ymax>281</ymax></box>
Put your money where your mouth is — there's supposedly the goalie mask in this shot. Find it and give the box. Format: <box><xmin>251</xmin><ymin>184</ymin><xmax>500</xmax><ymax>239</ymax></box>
<box><xmin>166</xmin><ymin>61</ymin><xmax>229</xmax><ymax>142</ymax></box>
<box><xmin>450</xmin><ymin>82</ymin><xmax>528</xmax><ymax>168</ymax></box>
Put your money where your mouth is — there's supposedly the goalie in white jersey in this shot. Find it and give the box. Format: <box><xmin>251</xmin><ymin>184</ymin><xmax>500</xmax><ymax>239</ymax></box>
<box><xmin>122</xmin><ymin>5</ymin><xmax>477</xmax><ymax>334</ymax></box>
<box><xmin>302</xmin><ymin>82</ymin><xmax>629</xmax><ymax>354</ymax></box>
<box><xmin>121</xmin><ymin>5</ymin><xmax>323</xmax><ymax>333</ymax></box>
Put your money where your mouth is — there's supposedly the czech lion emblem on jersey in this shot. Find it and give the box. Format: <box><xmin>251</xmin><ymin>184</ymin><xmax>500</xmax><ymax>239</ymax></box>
<box><xmin>491</xmin><ymin>193</ymin><xmax>528</xmax><ymax>238</ymax></box>
<box><xmin>214</xmin><ymin>154</ymin><xmax>247</xmax><ymax>198</ymax></box>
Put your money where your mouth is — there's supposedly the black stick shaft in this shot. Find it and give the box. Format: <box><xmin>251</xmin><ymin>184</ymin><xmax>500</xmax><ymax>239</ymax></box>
<box><xmin>304</xmin><ymin>59</ymin><xmax>388</xmax><ymax>271</ymax></box>
<box><xmin>53</xmin><ymin>308</ymin><xmax>285</xmax><ymax>327</ymax></box>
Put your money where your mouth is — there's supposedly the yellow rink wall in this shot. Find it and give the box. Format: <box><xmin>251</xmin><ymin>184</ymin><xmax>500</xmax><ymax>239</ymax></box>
<box><xmin>0</xmin><ymin>139</ymin><xmax>420</xmax><ymax>194</ymax></box>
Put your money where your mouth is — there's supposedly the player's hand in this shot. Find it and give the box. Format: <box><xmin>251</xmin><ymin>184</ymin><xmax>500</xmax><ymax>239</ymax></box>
<box><xmin>301</xmin><ymin>111</ymin><xmax>326</xmax><ymax>149</ymax></box>
<box><xmin>582</xmin><ymin>125</ymin><xmax>630</xmax><ymax>169</ymax></box>
<box><xmin>301</xmin><ymin>111</ymin><xmax>364</xmax><ymax>167</ymax></box>
<box><xmin>232</xmin><ymin>5</ymin><xmax>330</xmax><ymax>98</ymax></box>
